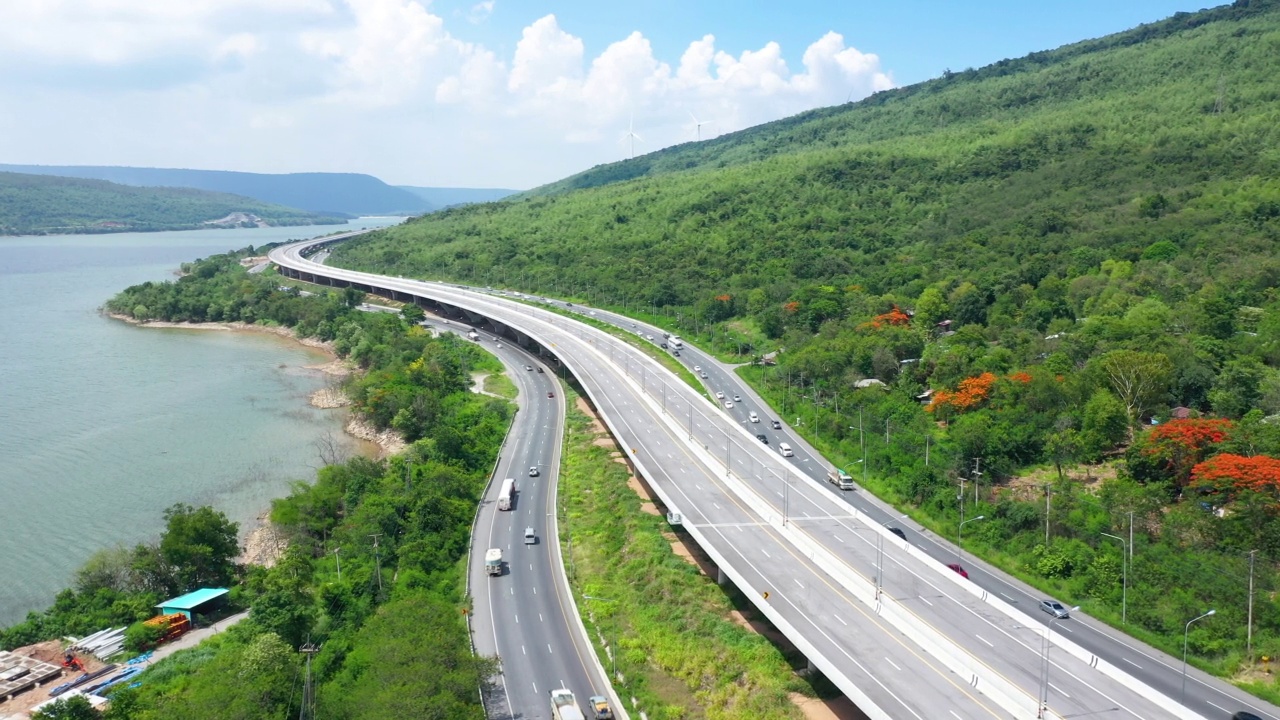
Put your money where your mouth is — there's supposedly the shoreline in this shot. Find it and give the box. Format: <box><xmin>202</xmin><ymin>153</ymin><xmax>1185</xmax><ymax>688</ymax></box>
<box><xmin>105</xmin><ymin>311</ymin><xmax>407</xmax><ymax>567</ymax></box>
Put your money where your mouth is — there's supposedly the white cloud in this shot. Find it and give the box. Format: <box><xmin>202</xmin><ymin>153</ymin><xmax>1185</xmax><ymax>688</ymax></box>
<box><xmin>0</xmin><ymin>4</ymin><xmax>895</xmax><ymax>188</ymax></box>
<box><xmin>468</xmin><ymin>1</ymin><xmax>495</xmax><ymax>24</ymax></box>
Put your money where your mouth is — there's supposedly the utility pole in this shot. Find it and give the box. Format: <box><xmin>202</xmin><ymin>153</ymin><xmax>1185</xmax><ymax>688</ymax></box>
<box><xmin>1045</xmin><ymin>485</ymin><xmax>1052</xmax><ymax>546</ymax></box>
<box><xmin>1248</xmin><ymin>549</ymin><xmax>1258</xmax><ymax>659</ymax></box>
<box><xmin>333</xmin><ymin>547</ymin><xmax>342</xmax><ymax>582</ymax></box>
<box><xmin>370</xmin><ymin>534</ymin><xmax>383</xmax><ymax>592</ymax></box>
<box><xmin>299</xmin><ymin>642</ymin><xmax>320</xmax><ymax>720</ymax></box>
<box><xmin>925</xmin><ymin>434</ymin><xmax>930</xmax><ymax>466</ymax></box>
<box><xmin>972</xmin><ymin>458</ymin><xmax>982</xmax><ymax>506</ymax></box>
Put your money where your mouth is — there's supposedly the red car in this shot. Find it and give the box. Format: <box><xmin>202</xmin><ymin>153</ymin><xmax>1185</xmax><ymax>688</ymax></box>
<box><xmin>947</xmin><ymin>563</ymin><xmax>969</xmax><ymax>579</ymax></box>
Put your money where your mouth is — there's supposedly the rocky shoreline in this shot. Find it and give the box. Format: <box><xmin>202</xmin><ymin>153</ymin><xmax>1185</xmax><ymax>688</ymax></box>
<box><xmin>106</xmin><ymin>312</ymin><xmax>408</xmax><ymax>567</ymax></box>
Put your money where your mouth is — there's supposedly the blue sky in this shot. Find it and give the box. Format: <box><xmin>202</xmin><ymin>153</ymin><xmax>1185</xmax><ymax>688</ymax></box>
<box><xmin>0</xmin><ymin>0</ymin><xmax>1206</xmax><ymax>189</ymax></box>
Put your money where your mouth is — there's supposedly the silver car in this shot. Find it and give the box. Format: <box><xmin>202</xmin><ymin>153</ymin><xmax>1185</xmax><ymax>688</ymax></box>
<box><xmin>1040</xmin><ymin>600</ymin><xmax>1070</xmax><ymax>618</ymax></box>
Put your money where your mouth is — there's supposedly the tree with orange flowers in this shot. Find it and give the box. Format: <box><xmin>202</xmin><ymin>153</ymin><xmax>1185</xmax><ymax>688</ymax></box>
<box><xmin>1127</xmin><ymin>418</ymin><xmax>1233</xmax><ymax>486</ymax></box>
<box><xmin>927</xmin><ymin>372</ymin><xmax>997</xmax><ymax>415</ymax></box>
<box><xmin>859</xmin><ymin>305</ymin><xmax>912</xmax><ymax>331</ymax></box>
<box><xmin>1189</xmin><ymin>454</ymin><xmax>1280</xmax><ymax>503</ymax></box>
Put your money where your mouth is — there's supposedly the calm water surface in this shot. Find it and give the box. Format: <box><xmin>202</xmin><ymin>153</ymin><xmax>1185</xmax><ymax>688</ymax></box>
<box><xmin>0</xmin><ymin>219</ymin><xmax>400</xmax><ymax>626</ymax></box>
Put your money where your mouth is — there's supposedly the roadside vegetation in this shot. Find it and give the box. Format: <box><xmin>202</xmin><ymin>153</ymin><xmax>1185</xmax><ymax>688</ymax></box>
<box><xmin>327</xmin><ymin>1</ymin><xmax>1280</xmax><ymax>695</ymax></box>
<box><xmin>560</xmin><ymin>393</ymin><xmax>829</xmax><ymax>719</ymax></box>
<box><xmin>5</xmin><ymin>250</ymin><xmax>510</xmax><ymax>717</ymax></box>
<box><xmin>0</xmin><ymin>171</ymin><xmax>344</xmax><ymax>235</ymax></box>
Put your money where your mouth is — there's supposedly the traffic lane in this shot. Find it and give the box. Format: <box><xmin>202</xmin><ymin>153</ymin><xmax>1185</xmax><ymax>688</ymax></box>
<box><xmin>479</xmin><ymin>343</ymin><xmax>600</xmax><ymax>717</ymax></box>
<box><xmin>655</xmin><ymin>387</ymin><xmax>1177</xmax><ymax>719</ymax></box>
<box><xmin>575</xmin><ymin>358</ymin><xmax>1013</xmax><ymax>720</ymax></box>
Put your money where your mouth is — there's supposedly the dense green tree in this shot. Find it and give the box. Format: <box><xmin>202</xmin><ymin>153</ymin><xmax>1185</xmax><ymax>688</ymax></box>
<box><xmin>159</xmin><ymin>503</ymin><xmax>240</xmax><ymax>591</ymax></box>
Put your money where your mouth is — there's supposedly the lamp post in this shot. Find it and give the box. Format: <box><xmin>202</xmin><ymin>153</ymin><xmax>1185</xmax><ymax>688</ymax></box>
<box><xmin>1039</xmin><ymin>605</ymin><xmax>1080</xmax><ymax>719</ymax></box>
<box><xmin>1101</xmin><ymin>532</ymin><xmax>1127</xmax><ymax>624</ymax></box>
<box><xmin>957</xmin><ymin>515</ymin><xmax>985</xmax><ymax>564</ymax></box>
<box><xmin>582</xmin><ymin>595</ymin><xmax>617</xmax><ymax>679</ymax></box>
<box><xmin>1182</xmin><ymin>609</ymin><xmax>1216</xmax><ymax>704</ymax></box>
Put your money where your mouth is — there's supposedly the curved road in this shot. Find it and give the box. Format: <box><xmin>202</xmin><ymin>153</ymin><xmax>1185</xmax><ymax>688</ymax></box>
<box><xmin>272</xmin><ymin>235</ymin><xmax>1227</xmax><ymax>720</ymax></box>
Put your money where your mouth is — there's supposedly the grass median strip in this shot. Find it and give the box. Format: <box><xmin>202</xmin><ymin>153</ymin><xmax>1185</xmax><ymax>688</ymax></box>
<box><xmin>559</xmin><ymin>391</ymin><xmax>850</xmax><ymax>719</ymax></box>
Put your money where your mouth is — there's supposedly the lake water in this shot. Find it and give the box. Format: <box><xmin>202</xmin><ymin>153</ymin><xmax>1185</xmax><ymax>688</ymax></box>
<box><xmin>0</xmin><ymin>219</ymin><xmax>401</xmax><ymax>627</ymax></box>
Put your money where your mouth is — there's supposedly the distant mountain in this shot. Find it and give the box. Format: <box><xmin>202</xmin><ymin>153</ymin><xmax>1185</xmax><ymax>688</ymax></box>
<box><xmin>0</xmin><ymin>171</ymin><xmax>346</xmax><ymax>235</ymax></box>
<box><xmin>396</xmin><ymin>186</ymin><xmax>519</xmax><ymax>209</ymax></box>
<box><xmin>0</xmin><ymin>164</ymin><xmax>430</xmax><ymax>217</ymax></box>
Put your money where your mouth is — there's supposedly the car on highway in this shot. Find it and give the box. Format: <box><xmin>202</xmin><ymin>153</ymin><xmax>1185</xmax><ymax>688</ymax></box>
<box><xmin>749</xmin><ymin>412</ymin><xmax>759</xmax><ymax>423</ymax></box>
<box><xmin>700</xmin><ymin>371</ymin><xmax>708</xmax><ymax>379</ymax></box>
<box><xmin>947</xmin><ymin>563</ymin><xmax>969</xmax><ymax>578</ymax></box>
<box><xmin>547</xmin><ymin>391</ymin><xmax>555</xmax><ymax>398</ymax></box>
<box><xmin>724</xmin><ymin>401</ymin><xmax>734</xmax><ymax>408</ymax></box>
<box><xmin>756</xmin><ymin>434</ymin><xmax>769</xmax><ymax>444</ymax></box>
<box><xmin>779</xmin><ymin>443</ymin><xmax>794</xmax><ymax>457</ymax></box>
<box><xmin>694</xmin><ymin>365</ymin><xmax>702</xmax><ymax>372</ymax></box>
<box><xmin>524</xmin><ymin>527</ymin><xmax>537</xmax><ymax>545</ymax></box>
<box><xmin>715</xmin><ymin>391</ymin><xmax>724</xmax><ymax>399</ymax></box>
<box><xmin>524</xmin><ymin>364</ymin><xmax>533</xmax><ymax>371</ymax></box>
<box><xmin>1232</xmin><ymin>712</ymin><xmax>1263</xmax><ymax>720</ymax></box>
<box><xmin>1040</xmin><ymin>600</ymin><xmax>1070</xmax><ymax>618</ymax></box>
<box><xmin>770</xmin><ymin>420</ymin><xmax>782</xmax><ymax>429</ymax></box>
<box><xmin>537</xmin><ymin>367</ymin><xmax>544</xmax><ymax>373</ymax></box>
<box><xmin>673</xmin><ymin>350</ymin><xmax>680</xmax><ymax>356</ymax></box>
<box><xmin>529</xmin><ymin>466</ymin><xmax>539</xmax><ymax>477</ymax></box>
<box><xmin>733</xmin><ymin>394</ymin><xmax>741</xmax><ymax>402</ymax></box>
<box><xmin>887</xmin><ymin>526</ymin><xmax>907</xmax><ymax>541</ymax></box>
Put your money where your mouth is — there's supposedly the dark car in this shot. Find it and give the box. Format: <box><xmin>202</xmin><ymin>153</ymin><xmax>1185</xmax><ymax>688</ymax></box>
<box><xmin>536</xmin><ymin>367</ymin><xmax>544</xmax><ymax>373</ymax></box>
<box><xmin>770</xmin><ymin>420</ymin><xmax>782</xmax><ymax>430</ymax></box>
<box><xmin>1232</xmin><ymin>712</ymin><xmax>1263</xmax><ymax>720</ymax></box>
<box><xmin>547</xmin><ymin>391</ymin><xmax>555</xmax><ymax>398</ymax></box>
<box><xmin>887</xmin><ymin>526</ymin><xmax>906</xmax><ymax>541</ymax></box>
<box><xmin>947</xmin><ymin>563</ymin><xmax>969</xmax><ymax>579</ymax></box>
<box><xmin>756</xmin><ymin>434</ymin><xmax>769</xmax><ymax>444</ymax></box>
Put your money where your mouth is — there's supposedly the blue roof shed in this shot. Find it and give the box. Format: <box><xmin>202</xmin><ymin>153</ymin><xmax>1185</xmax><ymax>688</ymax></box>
<box><xmin>156</xmin><ymin>588</ymin><xmax>229</xmax><ymax>621</ymax></box>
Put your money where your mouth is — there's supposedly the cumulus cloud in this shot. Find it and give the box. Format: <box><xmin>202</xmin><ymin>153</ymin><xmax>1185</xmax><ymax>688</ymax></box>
<box><xmin>0</xmin><ymin>2</ymin><xmax>895</xmax><ymax>187</ymax></box>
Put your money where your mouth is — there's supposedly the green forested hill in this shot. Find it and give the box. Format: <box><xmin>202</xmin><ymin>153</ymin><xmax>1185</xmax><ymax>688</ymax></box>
<box><xmin>329</xmin><ymin>1</ymin><xmax>1280</xmax><ymax>689</ymax></box>
<box><xmin>0</xmin><ymin>171</ymin><xmax>346</xmax><ymax>235</ymax></box>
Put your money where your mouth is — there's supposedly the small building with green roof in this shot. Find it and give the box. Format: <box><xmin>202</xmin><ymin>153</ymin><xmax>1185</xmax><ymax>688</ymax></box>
<box><xmin>155</xmin><ymin>588</ymin><xmax>229</xmax><ymax>621</ymax></box>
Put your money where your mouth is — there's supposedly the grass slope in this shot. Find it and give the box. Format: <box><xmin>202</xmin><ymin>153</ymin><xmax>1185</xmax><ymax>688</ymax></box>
<box><xmin>0</xmin><ymin>171</ymin><xmax>346</xmax><ymax>235</ymax></box>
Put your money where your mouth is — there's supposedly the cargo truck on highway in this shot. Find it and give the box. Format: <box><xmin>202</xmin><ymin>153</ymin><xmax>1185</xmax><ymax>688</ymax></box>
<box><xmin>485</xmin><ymin>548</ymin><xmax>503</xmax><ymax>576</ymax></box>
<box><xmin>827</xmin><ymin>468</ymin><xmax>855</xmax><ymax>490</ymax></box>
<box><xmin>550</xmin><ymin>688</ymin><xmax>586</xmax><ymax>720</ymax></box>
<box><xmin>588</xmin><ymin>695</ymin><xmax>614</xmax><ymax>719</ymax></box>
<box><xmin>498</xmin><ymin>477</ymin><xmax>515</xmax><ymax>510</ymax></box>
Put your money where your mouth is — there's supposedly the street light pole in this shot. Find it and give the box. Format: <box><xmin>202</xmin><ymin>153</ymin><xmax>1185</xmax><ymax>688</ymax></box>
<box><xmin>1039</xmin><ymin>605</ymin><xmax>1080</xmax><ymax>719</ymax></box>
<box><xmin>1182</xmin><ymin>609</ymin><xmax>1216</xmax><ymax>704</ymax></box>
<box><xmin>1101</xmin><ymin>532</ymin><xmax>1128</xmax><ymax>624</ymax></box>
<box><xmin>957</xmin><ymin>515</ymin><xmax>985</xmax><ymax>564</ymax></box>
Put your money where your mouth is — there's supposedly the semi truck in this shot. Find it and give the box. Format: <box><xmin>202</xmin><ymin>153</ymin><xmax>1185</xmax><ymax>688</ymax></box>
<box><xmin>550</xmin><ymin>688</ymin><xmax>586</xmax><ymax>720</ymax></box>
<box><xmin>827</xmin><ymin>467</ymin><xmax>855</xmax><ymax>490</ymax></box>
<box><xmin>485</xmin><ymin>548</ymin><xmax>503</xmax><ymax>576</ymax></box>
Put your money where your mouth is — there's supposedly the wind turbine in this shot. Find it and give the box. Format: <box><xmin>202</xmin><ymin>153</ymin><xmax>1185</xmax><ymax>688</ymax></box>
<box><xmin>689</xmin><ymin>111</ymin><xmax>712</xmax><ymax>141</ymax></box>
<box><xmin>620</xmin><ymin>114</ymin><xmax>643</xmax><ymax>159</ymax></box>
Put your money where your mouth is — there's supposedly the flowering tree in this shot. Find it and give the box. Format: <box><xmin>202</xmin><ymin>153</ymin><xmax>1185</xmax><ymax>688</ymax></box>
<box><xmin>927</xmin><ymin>372</ymin><xmax>997</xmax><ymax>415</ymax></box>
<box><xmin>1127</xmin><ymin>418</ymin><xmax>1233</xmax><ymax>486</ymax></box>
<box><xmin>1189</xmin><ymin>454</ymin><xmax>1280</xmax><ymax>503</ymax></box>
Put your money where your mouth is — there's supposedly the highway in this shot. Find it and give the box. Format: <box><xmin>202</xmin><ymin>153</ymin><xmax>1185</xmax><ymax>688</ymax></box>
<box><xmin>549</xmin><ymin>301</ymin><xmax>1280</xmax><ymax>720</ymax></box>
<box><xmin>441</xmin><ymin>319</ymin><xmax>616</xmax><ymax>720</ymax></box>
<box><xmin>273</xmin><ymin>234</ymin><xmax>1226</xmax><ymax>720</ymax></box>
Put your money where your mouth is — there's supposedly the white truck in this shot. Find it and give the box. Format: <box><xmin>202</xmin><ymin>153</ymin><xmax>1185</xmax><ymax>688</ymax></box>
<box><xmin>485</xmin><ymin>548</ymin><xmax>503</xmax><ymax>576</ymax></box>
<box><xmin>550</xmin><ymin>688</ymin><xmax>586</xmax><ymax>720</ymax></box>
<box><xmin>827</xmin><ymin>467</ymin><xmax>855</xmax><ymax>490</ymax></box>
<box><xmin>467</xmin><ymin>330</ymin><xmax>480</xmax><ymax>341</ymax></box>
<box><xmin>669</xmin><ymin>335</ymin><xmax>683</xmax><ymax>349</ymax></box>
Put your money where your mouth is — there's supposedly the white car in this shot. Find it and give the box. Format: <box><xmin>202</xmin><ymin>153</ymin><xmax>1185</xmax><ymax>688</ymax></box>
<box><xmin>715</xmin><ymin>391</ymin><xmax>725</xmax><ymax>400</ymax></box>
<box><xmin>700</xmin><ymin>371</ymin><xmax>708</xmax><ymax>379</ymax></box>
<box><xmin>733</xmin><ymin>394</ymin><xmax>741</xmax><ymax>402</ymax></box>
<box><xmin>725</xmin><ymin>401</ymin><xmax>734</xmax><ymax>409</ymax></box>
<box><xmin>694</xmin><ymin>365</ymin><xmax>702</xmax><ymax>372</ymax></box>
<box><xmin>749</xmin><ymin>412</ymin><xmax>759</xmax><ymax>423</ymax></box>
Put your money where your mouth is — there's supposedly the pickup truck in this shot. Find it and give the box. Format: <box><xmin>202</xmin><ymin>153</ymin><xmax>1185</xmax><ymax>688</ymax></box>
<box><xmin>827</xmin><ymin>468</ymin><xmax>855</xmax><ymax>490</ymax></box>
<box><xmin>588</xmin><ymin>695</ymin><xmax>614</xmax><ymax>719</ymax></box>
